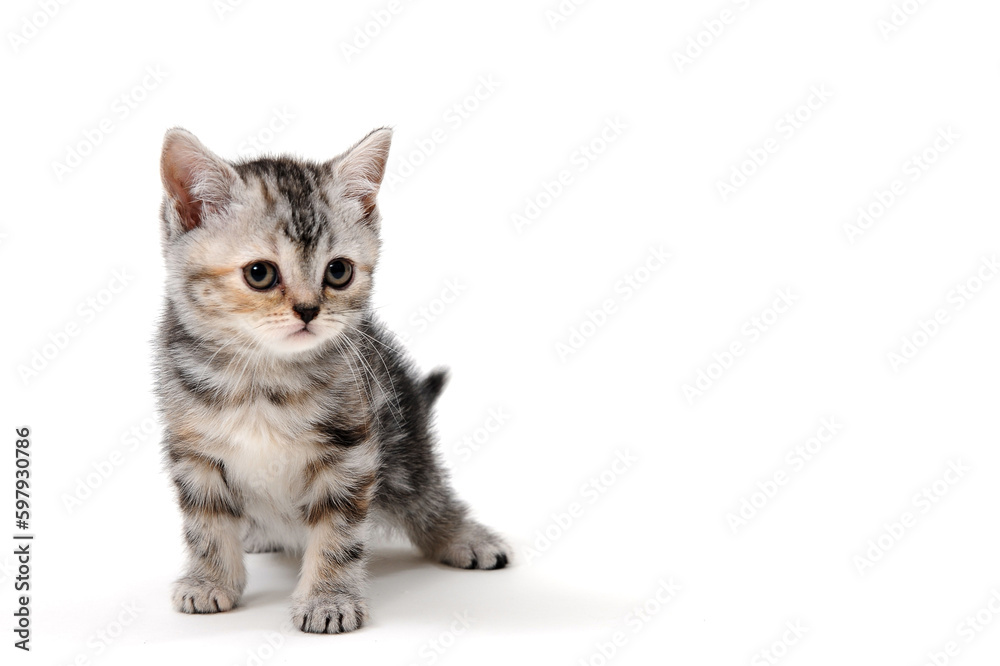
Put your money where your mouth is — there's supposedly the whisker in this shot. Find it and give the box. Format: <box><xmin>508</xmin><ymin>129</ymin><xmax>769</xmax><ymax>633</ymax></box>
<box><xmin>348</xmin><ymin>325</ymin><xmax>404</xmax><ymax>421</ymax></box>
<box><xmin>341</xmin><ymin>336</ymin><xmax>383</xmax><ymax>431</ymax></box>
<box><xmin>332</xmin><ymin>335</ymin><xmax>367</xmax><ymax>411</ymax></box>
<box><xmin>338</xmin><ymin>323</ymin><xmax>403</xmax><ymax>427</ymax></box>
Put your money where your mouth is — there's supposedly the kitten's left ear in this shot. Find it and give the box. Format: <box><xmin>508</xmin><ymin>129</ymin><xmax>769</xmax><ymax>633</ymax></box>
<box><xmin>329</xmin><ymin>128</ymin><xmax>392</xmax><ymax>219</ymax></box>
<box><xmin>160</xmin><ymin>128</ymin><xmax>238</xmax><ymax>235</ymax></box>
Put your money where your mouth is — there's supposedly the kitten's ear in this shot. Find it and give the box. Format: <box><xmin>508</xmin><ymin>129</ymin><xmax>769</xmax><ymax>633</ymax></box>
<box><xmin>329</xmin><ymin>128</ymin><xmax>392</xmax><ymax>218</ymax></box>
<box><xmin>160</xmin><ymin>128</ymin><xmax>237</xmax><ymax>234</ymax></box>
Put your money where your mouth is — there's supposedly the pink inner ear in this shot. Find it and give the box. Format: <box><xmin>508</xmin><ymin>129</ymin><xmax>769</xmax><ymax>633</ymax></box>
<box><xmin>335</xmin><ymin>129</ymin><xmax>392</xmax><ymax>217</ymax></box>
<box><xmin>343</xmin><ymin>181</ymin><xmax>379</xmax><ymax>217</ymax></box>
<box><xmin>163</xmin><ymin>162</ymin><xmax>206</xmax><ymax>232</ymax></box>
<box><xmin>161</xmin><ymin>131</ymin><xmax>233</xmax><ymax>232</ymax></box>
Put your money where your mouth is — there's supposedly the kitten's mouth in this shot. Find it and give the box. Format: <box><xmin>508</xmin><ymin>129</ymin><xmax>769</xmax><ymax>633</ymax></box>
<box><xmin>269</xmin><ymin>325</ymin><xmax>327</xmax><ymax>354</ymax></box>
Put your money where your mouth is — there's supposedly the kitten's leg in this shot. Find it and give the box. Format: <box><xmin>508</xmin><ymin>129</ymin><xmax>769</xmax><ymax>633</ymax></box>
<box><xmin>393</xmin><ymin>481</ymin><xmax>510</xmax><ymax>571</ymax></box>
<box><xmin>169</xmin><ymin>452</ymin><xmax>246</xmax><ymax>613</ymax></box>
<box><xmin>375</xmin><ymin>372</ymin><xmax>510</xmax><ymax>570</ymax></box>
<box><xmin>291</xmin><ymin>461</ymin><xmax>375</xmax><ymax>634</ymax></box>
<box><xmin>380</xmin><ymin>428</ymin><xmax>509</xmax><ymax>571</ymax></box>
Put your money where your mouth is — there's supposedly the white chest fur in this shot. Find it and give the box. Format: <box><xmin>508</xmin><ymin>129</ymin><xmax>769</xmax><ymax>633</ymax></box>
<box><xmin>203</xmin><ymin>397</ymin><xmax>319</xmax><ymax>546</ymax></box>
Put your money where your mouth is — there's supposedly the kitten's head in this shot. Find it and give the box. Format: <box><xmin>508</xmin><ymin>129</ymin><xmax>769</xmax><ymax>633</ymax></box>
<box><xmin>159</xmin><ymin>127</ymin><xmax>391</xmax><ymax>356</ymax></box>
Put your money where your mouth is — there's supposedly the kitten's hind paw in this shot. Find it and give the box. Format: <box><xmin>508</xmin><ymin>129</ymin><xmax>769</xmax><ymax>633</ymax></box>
<box><xmin>290</xmin><ymin>592</ymin><xmax>367</xmax><ymax>634</ymax></box>
<box><xmin>172</xmin><ymin>576</ymin><xmax>241</xmax><ymax>614</ymax></box>
<box><xmin>437</xmin><ymin>523</ymin><xmax>510</xmax><ymax>570</ymax></box>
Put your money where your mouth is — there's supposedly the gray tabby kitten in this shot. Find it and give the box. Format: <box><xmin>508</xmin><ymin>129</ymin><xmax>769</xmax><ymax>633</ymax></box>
<box><xmin>154</xmin><ymin>127</ymin><xmax>508</xmax><ymax>634</ymax></box>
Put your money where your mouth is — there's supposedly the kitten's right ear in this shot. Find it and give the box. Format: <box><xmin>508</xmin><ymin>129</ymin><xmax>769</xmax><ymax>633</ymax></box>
<box><xmin>160</xmin><ymin>128</ymin><xmax>237</xmax><ymax>234</ymax></box>
<box><xmin>328</xmin><ymin>128</ymin><xmax>393</xmax><ymax>220</ymax></box>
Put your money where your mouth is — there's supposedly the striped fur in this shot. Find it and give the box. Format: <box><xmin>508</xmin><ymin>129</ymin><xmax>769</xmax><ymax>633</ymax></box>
<box><xmin>155</xmin><ymin>128</ymin><xmax>508</xmax><ymax>634</ymax></box>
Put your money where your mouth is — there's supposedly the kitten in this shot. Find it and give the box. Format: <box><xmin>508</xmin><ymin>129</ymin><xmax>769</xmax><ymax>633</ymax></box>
<box><xmin>154</xmin><ymin>127</ymin><xmax>508</xmax><ymax>634</ymax></box>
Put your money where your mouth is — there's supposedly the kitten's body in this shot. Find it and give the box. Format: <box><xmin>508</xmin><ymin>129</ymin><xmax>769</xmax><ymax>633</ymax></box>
<box><xmin>154</xmin><ymin>129</ymin><xmax>507</xmax><ymax>633</ymax></box>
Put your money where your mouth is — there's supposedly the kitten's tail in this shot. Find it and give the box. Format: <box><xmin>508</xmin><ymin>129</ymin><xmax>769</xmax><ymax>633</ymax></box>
<box><xmin>420</xmin><ymin>368</ymin><xmax>449</xmax><ymax>405</ymax></box>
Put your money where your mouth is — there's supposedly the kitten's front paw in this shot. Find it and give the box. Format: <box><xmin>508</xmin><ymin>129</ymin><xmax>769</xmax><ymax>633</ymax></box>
<box><xmin>290</xmin><ymin>592</ymin><xmax>367</xmax><ymax>634</ymax></box>
<box><xmin>438</xmin><ymin>522</ymin><xmax>510</xmax><ymax>570</ymax></box>
<box><xmin>172</xmin><ymin>576</ymin><xmax>241</xmax><ymax>614</ymax></box>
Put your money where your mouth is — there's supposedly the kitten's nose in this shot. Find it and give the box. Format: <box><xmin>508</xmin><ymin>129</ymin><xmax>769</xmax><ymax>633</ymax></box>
<box><xmin>293</xmin><ymin>304</ymin><xmax>320</xmax><ymax>324</ymax></box>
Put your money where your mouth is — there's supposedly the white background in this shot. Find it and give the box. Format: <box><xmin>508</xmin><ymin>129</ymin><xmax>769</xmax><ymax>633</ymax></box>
<box><xmin>3</xmin><ymin>0</ymin><xmax>1000</xmax><ymax>664</ymax></box>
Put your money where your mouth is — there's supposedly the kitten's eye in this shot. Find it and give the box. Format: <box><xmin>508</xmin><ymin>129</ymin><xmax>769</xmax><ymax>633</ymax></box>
<box><xmin>325</xmin><ymin>259</ymin><xmax>354</xmax><ymax>289</ymax></box>
<box><xmin>243</xmin><ymin>261</ymin><xmax>279</xmax><ymax>290</ymax></box>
